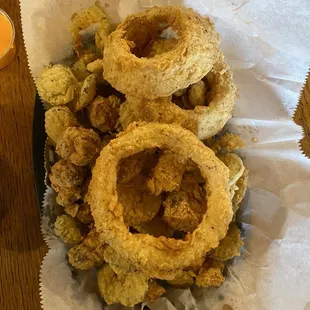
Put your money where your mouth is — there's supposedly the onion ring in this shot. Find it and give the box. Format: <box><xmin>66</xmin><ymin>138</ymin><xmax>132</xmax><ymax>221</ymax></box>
<box><xmin>88</xmin><ymin>123</ymin><xmax>232</xmax><ymax>279</ymax></box>
<box><xmin>103</xmin><ymin>6</ymin><xmax>220</xmax><ymax>99</ymax></box>
<box><xmin>119</xmin><ymin>53</ymin><xmax>236</xmax><ymax>139</ymax></box>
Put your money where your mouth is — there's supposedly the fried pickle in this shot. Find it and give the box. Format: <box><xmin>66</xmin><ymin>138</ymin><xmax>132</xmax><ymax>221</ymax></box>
<box><xmin>189</xmin><ymin>80</ymin><xmax>206</xmax><ymax>107</ymax></box>
<box><xmin>67</xmin><ymin>229</ymin><xmax>106</xmax><ymax>270</ymax></box>
<box><xmin>163</xmin><ymin>175</ymin><xmax>207</xmax><ymax>232</ymax></box>
<box><xmin>56</xmin><ymin>127</ymin><xmax>101</xmax><ymax>166</ymax></box>
<box><xmin>147</xmin><ymin>150</ymin><xmax>187</xmax><ymax>195</ymax></box>
<box><xmin>117</xmin><ymin>175</ymin><xmax>162</xmax><ymax>226</ymax></box>
<box><xmin>49</xmin><ymin>159</ymin><xmax>85</xmax><ymax>194</ymax></box>
<box><xmin>54</xmin><ymin>214</ymin><xmax>82</xmax><ymax>245</ymax></box>
<box><xmin>37</xmin><ymin>65</ymin><xmax>79</xmax><ymax>106</ymax></box>
<box><xmin>217</xmin><ymin>153</ymin><xmax>245</xmax><ymax>186</ymax></box>
<box><xmin>210</xmin><ymin>224</ymin><xmax>243</xmax><ymax>261</ymax></box>
<box><xmin>97</xmin><ymin>264</ymin><xmax>149</xmax><ymax>307</ymax></box>
<box><xmin>45</xmin><ymin>106</ymin><xmax>79</xmax><ymax>144</ymax></box>
<box><xmin>195</xmin><ymin>259</ymin><xmax>225</xmax><ymax>288</ymax></box>
<box><xmin>87</xmin><ymin>95</ymin><xmax>121</xmax><ymax>132</ymax></box>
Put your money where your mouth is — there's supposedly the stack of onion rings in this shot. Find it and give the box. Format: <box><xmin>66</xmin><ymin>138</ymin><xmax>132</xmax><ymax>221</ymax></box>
<box><xmin>119</xmin><ymin>53</ymin><xmax>236</xmax><ymax>139</ymax></box>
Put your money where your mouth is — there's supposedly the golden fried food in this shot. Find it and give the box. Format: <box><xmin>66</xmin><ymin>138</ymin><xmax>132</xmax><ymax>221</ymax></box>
<box><xmin>49</xmin><ymin>159</ymin><xmax>85</xmax><ymax>194</ymax></box>
<box><xmin>67</xmin><ymin>229</ymin><xmax>106</xmax><ymax>270</ymax></box>
<box><xmin>56</xmin><ymin>191</ymin><xmax>81</xmax><ymax>207</ymax></box>
<box><xmin>97</xmin><ymin>264</ymin><xmax>149</xmax><ymax>307</ymax></box>
<box><xmin>120</xmin><ymin>54</ymin><xmax>236</xmax><ymax>139</ymax></box>
<box><xmin>217</xmin><ymin>153</ymin><xmax>245</xmax><ymax>186</ymax></box>
<box><xmin>37</xmin><ymin>65</ymin><xmax>79</xmax><ymax>106</ymax></box>
<box><xmin>104</xmin><ymin>6</ymin><xmax>220</xmax><ymax>99</ymax></box>
<box><xmin>144</xmin><ymin>281</ymin><xmax>166</xmax><ymax>302</ymax></box>
<box><xmin>94</xmin><ymin>13</ymin><xmax>111</xmax><ymax>51</ymax></box>
<box><xmin>54</xmin><ymin>214</ymin><xmax>82</xmax><ymax>245</ymax></box>
<box><xmin>232</xmin><ymin>169</ymin><xmax>249</xmax><ymax>214</ymax></box>
<box><xmin>89</xmin><ymin>123</ymin><xmax>232</xmax><ymax>279</ymax></box>
<box><xmin>117</xmin><ymin>175</ymin><xmax>162</xmax><ymax>226</ymax></box>
<box><xmin>167</xmin><ymin>270</ymin><xmax>196</xmax><ymax>287</ymax></box>
<box><xmin>73</xmin><ymin>74</ymin><xmax>97</xmax><ymax>112</ymax></box>
<box><xmin>117</xmin><ymin>150</ymin><xmax>153</xmax><ymax>184</ymax></box>
<box><xmin>133</xmin><ymin>215</ymin><xmax>174</xmax><ymax>238</ymax></box>
<box><xmin>76</xmin><ymin>202</ymin><xmax>93</xmax><ymax>224</ymax></box>
<box><xmin>45</xmin><ymin>106</ymin><xmax>79</xmax><ymax>144</ymax></box>
<box><xmin>69</xmin><ymin>3</ymin><xmax>111</xmax><ymax>54</ymax></box>
<box><xmin>86</xmin><ymin>58</ymin><xmax>104</xmax><ymax>74</ymax></box>
<box><xmin>195</xmin><ymin>259</ymin><xmax>225</xmax><ymax>288</ymax></box>
<box><xmin>103</xmin><ymin>246</ymin><xmax>136</xmax><ymax>275</ymax></box>
<box><xmin>56</xmin><ymin>127</ymin><xmax>101</xmax><ymax>166</ymax></box>
<box><xmin>189</xmin><ymin>80</ymin><xmax>206</xmax><ymax>107</ymax></box>
<box><xmin>71</xmin><ymin>53</ymin><xmax>99</xmax><ymax>81</ymax></box>
<box><xmin>147</xmin><ymin>150</ymin><xmax>186</xmax><ymax>195</ymax></box>
<box><xmin>87</xmin><ymin>95</ymin><xmax>121</xmax><ymax>132</ymax></box>
<box><xmin>210</xmin><ymin>132</ymin><xmax>245</xmax><ymax>154</ymax></box>
<box><xmin>173</xmin><ymin>88</ymin><xmax>187</xmax><ymax>97</ymax></box>
<box><xmin>210</xmin><ymin>224</ymin><xmax>243</xmax><ymax>261</ymax></box>
<box><xmin>163</xmin><ymin>175</ymin><xmax>207</xmax><ymax>232</ymax></box>
<box><xmin>64</xmin><ymin>203</ymin><xmax>79</xmax><ymax>217</ymax></box>
<box><xmin>141</xmin><ymin>37</ymin><xmax>179</xmax><ymax>58</ymax></box>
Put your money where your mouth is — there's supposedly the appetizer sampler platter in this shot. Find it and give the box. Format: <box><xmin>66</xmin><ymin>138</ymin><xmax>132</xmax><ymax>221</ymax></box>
<box><xmin>34</xmin><ymin>4</ymin><xmax>250</xmax><ymax>308</ymax></box>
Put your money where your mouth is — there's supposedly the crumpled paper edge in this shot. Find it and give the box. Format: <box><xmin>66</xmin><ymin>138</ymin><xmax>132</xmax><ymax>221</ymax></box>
<box><xmin>293</xmin><ymin>69</ymin><xmax>310</xmax><ymax>158</ymax></box>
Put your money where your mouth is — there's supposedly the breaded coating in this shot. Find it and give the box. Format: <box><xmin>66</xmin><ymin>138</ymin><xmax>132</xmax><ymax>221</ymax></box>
<box><xmin>195</xmin><ymin>259</ymin><xmax>225</xmax><ymax>288</ymax></box>
<box><xmin>210</xmin><ymin>224</ymin><xmax>243</xmax><ymax>261</ymax></box>
<box><xmin>119</xmin><ymin>53</ymin><xmax>236</xmax><ymax>140</ymax></box>
<box><xmin>166</xmin><ymin>269</ymin><xmax>196</xmax><ymax>287</ymax></box>
<box><xmin>189</xmin><ymin>80</ymin><xmax>206</xmax><ymax>107</ymax></box>
<box><xmin>103</xmin><ymin>246</ymin><xmax>136</xmax><ymax>275</ymax></box>
<box><xmin>144</xmin><ymin>281</ymin><xmax>166</xmax><ymax>302</ymax></box>
<box><xmin>37</xmin><ymin>65</ymin><xmax>79</xmax><ymax>106</ymax></box>
<box><xmin>147</xmin><ymin>150</ymin><xmax>187</xmax><ymax>195</ymax></box>
<box><xmin>67</xmin><ymin>229</ymin><xmax>106</xmax><ymax>270</ymax></box>
<box><xmin>70</xmin><ymin>3</ymin><xmax>111</xmax><ymax>53</ymax></box>
<box><xmin>76</xmin><ymin>203</ymin><xmax>93</xmax><ymax>224</ymax></box>
<box><xmin>45</xmin><ymin>106</ymin><xmax>79</xmax><ymax>144</ymax></box>
<box><xmin>210</xmin><ymin>133</ymin><xmax>245</xmax><ymax>154</ymax></box>
<box><xmin>97</xmin><ymin>264</ymin><xmax>149</xmax><ymax>307</ymax></box>
<box><xmin>71</xmin><ymin>53</ymin><xmax>98</xmax><ymax>81</ymax></box>
<box><xmin>133</xmin><ymin>215</ymin><xmax>174</xmax><ymax>238</ymax></box>
<box><xmin>217</xmin><ymin>153</ymin><xmax>245</xmax><ymax>186</ymax></box>
<box><xmin>232</xmin><ymin>169</ymin><xmax>249</xmax><ymax>214</ymax></box>
<box><xmin>163</xmin><ymin>175</ymin><xmax>207</xmax><ymax>232</ymax></box>
<box><xmin>54</xmin><ymin>214</ymin><xmax>82</xmax><ymax>245</ymax></box>
<box><xmin>95</xmin><ymin>15</ymin><xmax>111</xmax><ymax>51</ymax></box>
<box><xmin>74</xmin><ymin>74</ymin><xmax>97</xmax><ymax>111</ymax></box>
<box><xmin>141</xmin><ymin>38</ymin><xmax>179</xmax><ymax>58</ymax></box>
<box><xmin>56</xmin><ymin>127</ymin><xmax>101</xmax><ymax>166</ymax></box>
<box><xmin>86</xmin><ymin>58</ymin><xmax>104</xmax><ymax>74</ymax></box>
<box><xmin>64</xmin><ymin>203</ymin><xmax>79</xmax><ymax>217</ymax></box>
<box><xmin>49</xmin><ymin>159</ymin><xmax>85</xmax><ymax>194</ymax></box>
<box><xmin>173</xmin><ymin>88</ymin><xmax>187</xmax><ymax>97</ymax></box>
<box><xmin>56</xmin><ymin>191</ymin><xmax>81</xmax><ymax>207</ymax></box>
<box><xmin>104</xmin><ymin>7</ymin><xmax>220</xmax><ymax>99</ymax></box>
<box><xmin>117</xmin><ymin>175</ymin><xmax>162</xmax><ymax>226</ymax></box>
<box><xmin>89</xmin><ymin>123</ymin><xmax>232</xmax><ymax>278</ymax></box>
<box><xmin>118</xmin><ymin>150</ymin><xmax>152</xmax><ymax>184</ymax></box>
<box><xmin>87</xmin><ymin>95</ymin><xmax>121</xmax><ymax>132</ymax></box>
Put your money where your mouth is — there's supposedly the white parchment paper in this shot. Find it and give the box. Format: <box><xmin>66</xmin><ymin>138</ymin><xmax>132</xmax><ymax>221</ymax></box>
<box><xmin>20</xmin><ymin>0</ymin><xmax>310</xmax><ymax>309</ymax></box>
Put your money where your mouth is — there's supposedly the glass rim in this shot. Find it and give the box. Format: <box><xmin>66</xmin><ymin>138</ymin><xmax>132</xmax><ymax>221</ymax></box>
<box><xmin>0</xmin><ymin>9</ymin><xmax>16</xmax><ymax>58</ymax></box>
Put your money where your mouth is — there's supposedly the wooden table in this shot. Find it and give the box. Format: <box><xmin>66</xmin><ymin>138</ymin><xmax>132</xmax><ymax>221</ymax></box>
<box><xmin>0</xmin><ymin>2</ymin><xmax>47</xmax><ymax>310</ymax></box>
<box><xmin>0</xmin><ymin>2</ymin><xmax>309</xmax><ymax>310</ymax></box>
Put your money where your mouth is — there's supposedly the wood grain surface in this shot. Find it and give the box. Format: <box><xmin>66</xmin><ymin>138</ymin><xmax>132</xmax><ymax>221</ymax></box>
<box><xmin>0</xmin><ymin>1</ymin><xmax>47</xmax><ymax>310</ymax></box>
<box><xmin>0</xmin><ymin>1</ymin><xmax>309</xmax><ymax>310</ymax></box>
